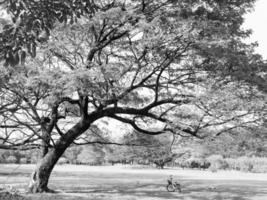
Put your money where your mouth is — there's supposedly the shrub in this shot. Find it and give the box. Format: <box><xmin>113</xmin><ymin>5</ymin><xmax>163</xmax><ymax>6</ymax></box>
<box><xmin>237</xmin><ymin>157</ymin><xmax>253</xmax><ymax>172</ymax></box>
<box><xmin>238</xmin><ymin>157</ymin><xmax>267</xmax><ymax>173</ymax></box>
<box><xmin>177</xmin><ymin>154</ymin><xmax>267</xmax><ymax>173</ymax></box>
<box><xmin>58</xmin><ymin>157</ymin><xmax>69</xmax><ymax>165</ymax></box>
<box><xmin>5</xmin><ymin>156</ymin><xmax>17</xmax><ymax>163</ymax></box>
<box><xmin>20</xmin><ymin>158</ymin><xmax>27</xmax><ymax>164</ymax></box>
<box><xmin>224</xmin><ymin>157</ymin><xmax>267</xmax><ymax>173</ymax></box>
<box><xmin>184</xmin><ymin>157</ymin><xmax>210</xmax><ymax>169</ymax></box>
<box><xmin>207</xmin><ymin>155</ymin><xmax>228</xmax><ymax>171</ymax></box>
<box><xmin>224</xmin><ymin>158</ymin><xmax>239</xmax><ymax>170</ymax></box>
<box><xmin>251</xmin><ymin>163</ymin><xmax>267</xmax><ymax>173</ymax></box>
<box><xmin>210</xmin><ymin>166</ymin><xmax>218</xmax><ymax>173</ymax></box>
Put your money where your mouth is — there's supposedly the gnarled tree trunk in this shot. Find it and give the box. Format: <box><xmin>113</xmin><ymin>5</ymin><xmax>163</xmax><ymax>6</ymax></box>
<box><xmin>28</xmin><ymin>120</ymin><xmax>91</xmax><ymax>193</ymax></box>
<box><xmin>28</xmin><ymin>148</ymin><xmax>63</xmax><ymax>193</ymax></box>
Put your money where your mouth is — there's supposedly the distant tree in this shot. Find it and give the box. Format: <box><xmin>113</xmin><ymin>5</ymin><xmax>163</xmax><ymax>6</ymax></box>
<box><xmin>57</xmin><ymin>157</ymin><xmax>68</xmax><ymax>165</ymax></box>
<box><xmin>6</xmin><ymin>155</ymin><xmax>16</xmax><ymax>163</ymax></box>
<box><xmin>203</xmin><ymin>127</ymin><xmax>267</xmax><ymax>158</ymax></box>
<box><xmin>0</xmin><ymin>149</ymin><xmax>5</xmax><ymax>163</ymax></box>
<box><xmin>122</xmin><ymin>131</ymin><xmax>189</xmax><ymax>169</ymax></box>
<box><xmin>20</xmin><ymin>157</ymin><xmax>27</xmax><ymax>164</ymax></box>
<box><xmin>0</xmin><ymin>0</ymin><xmax>266</xmax><ymax>193</ymax></box>
<box><xmin>64</xmin><ymin>146</ymin><xmax>82</xmax><ymax>164</ymax></box>
<box><xmin>28</xmin><ymin>150</ymin><xmax>41</xmax><ymax>164</ymax></box>
<box><xmin>77</xmin><ymin>145</ymin><xmax>105</xmax><ymax>165</ymax></box>
<box><xmin>104</xmin><ymin>145</ymin><xmax>131</xmax><ymax>165</ymax></box>
<box><xmin>0</xmin><ymin>149</ymin><xmax>23</xmax><ymax>163</ymax></box>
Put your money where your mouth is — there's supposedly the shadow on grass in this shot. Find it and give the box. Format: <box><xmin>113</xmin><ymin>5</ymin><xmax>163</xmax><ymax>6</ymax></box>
<box><xmin>61</xmin><ymin>183</ymin><xmax>179</xmax><ymax>199</ymax></box>
<box><xmin>0</xmin><ymin>172</ymin><xmax>29</xmax><ymax>177</ymax></box>
<box><xmin>59</xmin><ymin>181</ymin><xmax>267</xmax><ymax>200</ymax></box>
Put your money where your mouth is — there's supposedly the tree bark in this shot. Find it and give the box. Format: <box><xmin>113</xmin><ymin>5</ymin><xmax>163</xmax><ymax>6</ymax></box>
<box><xmin>28</xmin><ymin>120</ymin><xmax>91</xmax><ymax>193</ymax></box>
<box><xmin>28</xmin><ymin>149</ymin><xmax>59</xmax><ymax>193</ymax></box>
<box><xmin>40</xmin><ymin>128</ymin><xmax>50</xmax><ymax>158</ymax></box>
<box><xmin>40</xmin><ymin>116</ymin><xmax>53</xmax><ymax>158</ymax></box>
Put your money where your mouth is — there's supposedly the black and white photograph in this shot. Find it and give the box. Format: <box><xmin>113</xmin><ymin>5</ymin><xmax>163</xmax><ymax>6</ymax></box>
<box><xmin>0</xmin><ymin>0</ymin><xmax>266</xmax><ymax>199</ymax></box>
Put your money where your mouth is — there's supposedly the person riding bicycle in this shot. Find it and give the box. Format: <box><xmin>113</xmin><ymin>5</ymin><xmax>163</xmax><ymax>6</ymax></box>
<box><xmin>167</xmin><ymin>175</ymin><xmax>174</xmax><ymax>185</ymax></box>
<box><xmin>167</xmin><ymin>175</ymin><xmax>181</xmax><ymax>192</ymax></box>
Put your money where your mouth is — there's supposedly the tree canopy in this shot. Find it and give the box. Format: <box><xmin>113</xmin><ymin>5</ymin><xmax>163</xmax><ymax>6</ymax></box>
<box><xmin>0</xmin><ymin>0</ymin><xmax>266</xmax><ymax>193</ymax></box>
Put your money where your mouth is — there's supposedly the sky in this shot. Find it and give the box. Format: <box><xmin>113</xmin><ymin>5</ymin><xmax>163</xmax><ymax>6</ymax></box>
<box><xmin>243</xmin><ymin>0</ymin><xmax>267</xmax><ymax>59</ymax></box>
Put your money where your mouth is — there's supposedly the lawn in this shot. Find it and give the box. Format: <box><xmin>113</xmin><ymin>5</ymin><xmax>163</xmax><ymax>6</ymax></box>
<box><xmin>0</xmin><ymin>164</ymin><xmax>267</xmax><ymax>200</ymax></box>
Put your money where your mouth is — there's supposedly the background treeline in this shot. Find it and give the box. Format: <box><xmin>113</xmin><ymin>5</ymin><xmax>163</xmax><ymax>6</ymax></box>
<box><xmin>1</xmin><ymin>146</ymin><xmax>266</xmax><ymax>173</ymax></box>
<box><xmin>1</xmin><ymin>127</ymin><xmax>266</xmax><ymax>173</ymax></box>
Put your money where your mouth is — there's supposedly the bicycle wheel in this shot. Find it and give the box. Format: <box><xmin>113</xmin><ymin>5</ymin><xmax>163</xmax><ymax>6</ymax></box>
<box><xmin>166</xmin><ymin>184</ymin><xmax>175</xmax><ymax>192</ymax></box>
<box><xmin>176</xmin><ymin>184</ymin><xmax>182</xmax><ymax>193</ymax></box>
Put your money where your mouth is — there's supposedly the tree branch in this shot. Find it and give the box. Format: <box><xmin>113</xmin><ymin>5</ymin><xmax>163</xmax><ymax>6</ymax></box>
<box><xmin>110</xmin><ymin>114</ymin><xmax>165</xmax><ymax>135</ymax></box>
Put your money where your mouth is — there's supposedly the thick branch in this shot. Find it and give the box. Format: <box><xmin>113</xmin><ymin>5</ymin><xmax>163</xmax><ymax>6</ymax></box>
<box><xmin>110</xmin><ymin>114</ymin><xmax>164</xmax><ymax>135</ymax></box>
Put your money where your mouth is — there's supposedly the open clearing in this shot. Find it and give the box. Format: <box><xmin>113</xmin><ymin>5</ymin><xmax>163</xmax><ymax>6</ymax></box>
<box><xmin>0</xmin><ymin>164</ymin><xmax>267</xmax><ymax>200</ymax></box>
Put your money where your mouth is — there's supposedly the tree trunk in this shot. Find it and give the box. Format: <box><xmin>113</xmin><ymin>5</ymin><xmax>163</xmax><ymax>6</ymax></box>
<box><xmin>154</xmin><ymin>161</ymin><xmax>164</xmax><ymax>169</ymax></box>
<box><xmin>158</xmin><ymin>162</ymin><xmax>164</xmax><ymax>169</ymax></box>
<box><xmin>28</xmin><ymin>120</ymin><xmax>91</xmax><ymax>193</ymax></box>
<box><xmin>40</xmin><ymin>129</ymin><xmax>50</xmax><ymax>158</ymax></box>
<box><xmin>40</xmin><ymin>116</ymin><xmax>52</xmax><ymax>158</ymax></box>
<box><xmin>28</xmin><ymin>148</ymin><xmax>63</xmax><ymax>193</ymax></box>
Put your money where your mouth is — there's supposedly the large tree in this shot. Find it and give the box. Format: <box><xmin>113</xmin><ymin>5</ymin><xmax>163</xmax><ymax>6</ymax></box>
<box><xmin>0</xmin><ymin>0</ymin><xmax>266</xmax><ymax>193</ymax></box>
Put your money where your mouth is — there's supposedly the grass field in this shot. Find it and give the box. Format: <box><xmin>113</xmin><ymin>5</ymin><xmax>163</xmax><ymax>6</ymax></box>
<box><xmin>0</xmin><ymin>164</ymin><xmax>267</xmax><ymax>200</ymax></box>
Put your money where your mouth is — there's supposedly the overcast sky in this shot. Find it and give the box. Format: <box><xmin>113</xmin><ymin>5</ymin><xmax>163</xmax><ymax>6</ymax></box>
<box><xmin>243</xmin><ymin>0</ymin><xmax>267</xmax><ymax>59</ymax></box>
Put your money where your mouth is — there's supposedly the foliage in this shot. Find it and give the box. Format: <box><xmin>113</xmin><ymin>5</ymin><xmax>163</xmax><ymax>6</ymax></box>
<box><xmin>123</xmin><ymin>132</ymin><xmax>175</xmax><ymax>167</ymax></box>
<box><xmin>0</xmin><ymin>0</ymin><xmax>266</xmax><ymax>192</ymax></box>
<box><xmin>20</xmin><ymin>158</ymin><xmax>27</xmax><ymax>164</ymax></box>
<box><xmin>0</xmin><ymin>149</ymin><xmax>39</xmax><ymax>163</ymax></box>
<box><xmin>5</xmin><ymin>155</ymin><xmax>17</xmax><ymax>163</ymax></box>
<box><xmin>203</xmin><ymin>156</ymin><xmax>267</xmax><ymax>173</ymax></box>
<box><xmin>77</xmin><ymin>145</ymin><xmax>105</xmax><ymax>165</ymax></box>
<box><xmin>104</xmin><ymin>145</ymin><xmax>131</xmax><ymax>165</ymax></box>
<box><xmin>0</xmin><ymin>150</ymin><xmax>5</xmax><ymax>163</ymax></box>
<box><xmin>64</xmin><ymin>146</ymin><xmax>82</xmax><ymax>164</ymax></box>
<box><xmin>174</xmin><ymin>153</ymin><xmax>267</xmax><ymax>173</ymax></box>
<box><xmin>224</xmin><ymin>157</ymin><xmax>267</xmax><ymax>173</ymax></box>
<box><xmin>57</xmin><ymin>157</ymin><xmax>69</xmax><ymax>165</ymax></box>
<box><xmin>181</xmin><ymin>157</ymin><xmax>210</xmax><ymax>169</ymax></box>
<box><xmin>206</xmin><ymin>154</ymin><xmax>228</xmax><ymax>171</ymax></box>
<box><xmin>0</xmin><ymin>0</ymin><xmax>265</xmax><ymax>149</ymax></box>
<box><xmin>0</xmin><ymin>0</ymin><xmax>103</xmax><ymax>66</ymax></box>
<box><xmin>201</xmin><ymin>127</ymin><xmax>267</xmax><ymax>158</ymax></box>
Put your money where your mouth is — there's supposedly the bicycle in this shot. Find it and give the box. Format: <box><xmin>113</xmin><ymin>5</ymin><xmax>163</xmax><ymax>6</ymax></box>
<box><xmin>166</xmin><ymin>176</ymin><xmax>181</xmax><ymax>192</ymax></box>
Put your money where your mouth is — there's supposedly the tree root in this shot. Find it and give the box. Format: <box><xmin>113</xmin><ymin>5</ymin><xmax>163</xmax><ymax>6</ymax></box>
<box><xmin>27</xmin><ymin>171</ymin><xmax>56</xmax><ymax>194</ymax></box>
